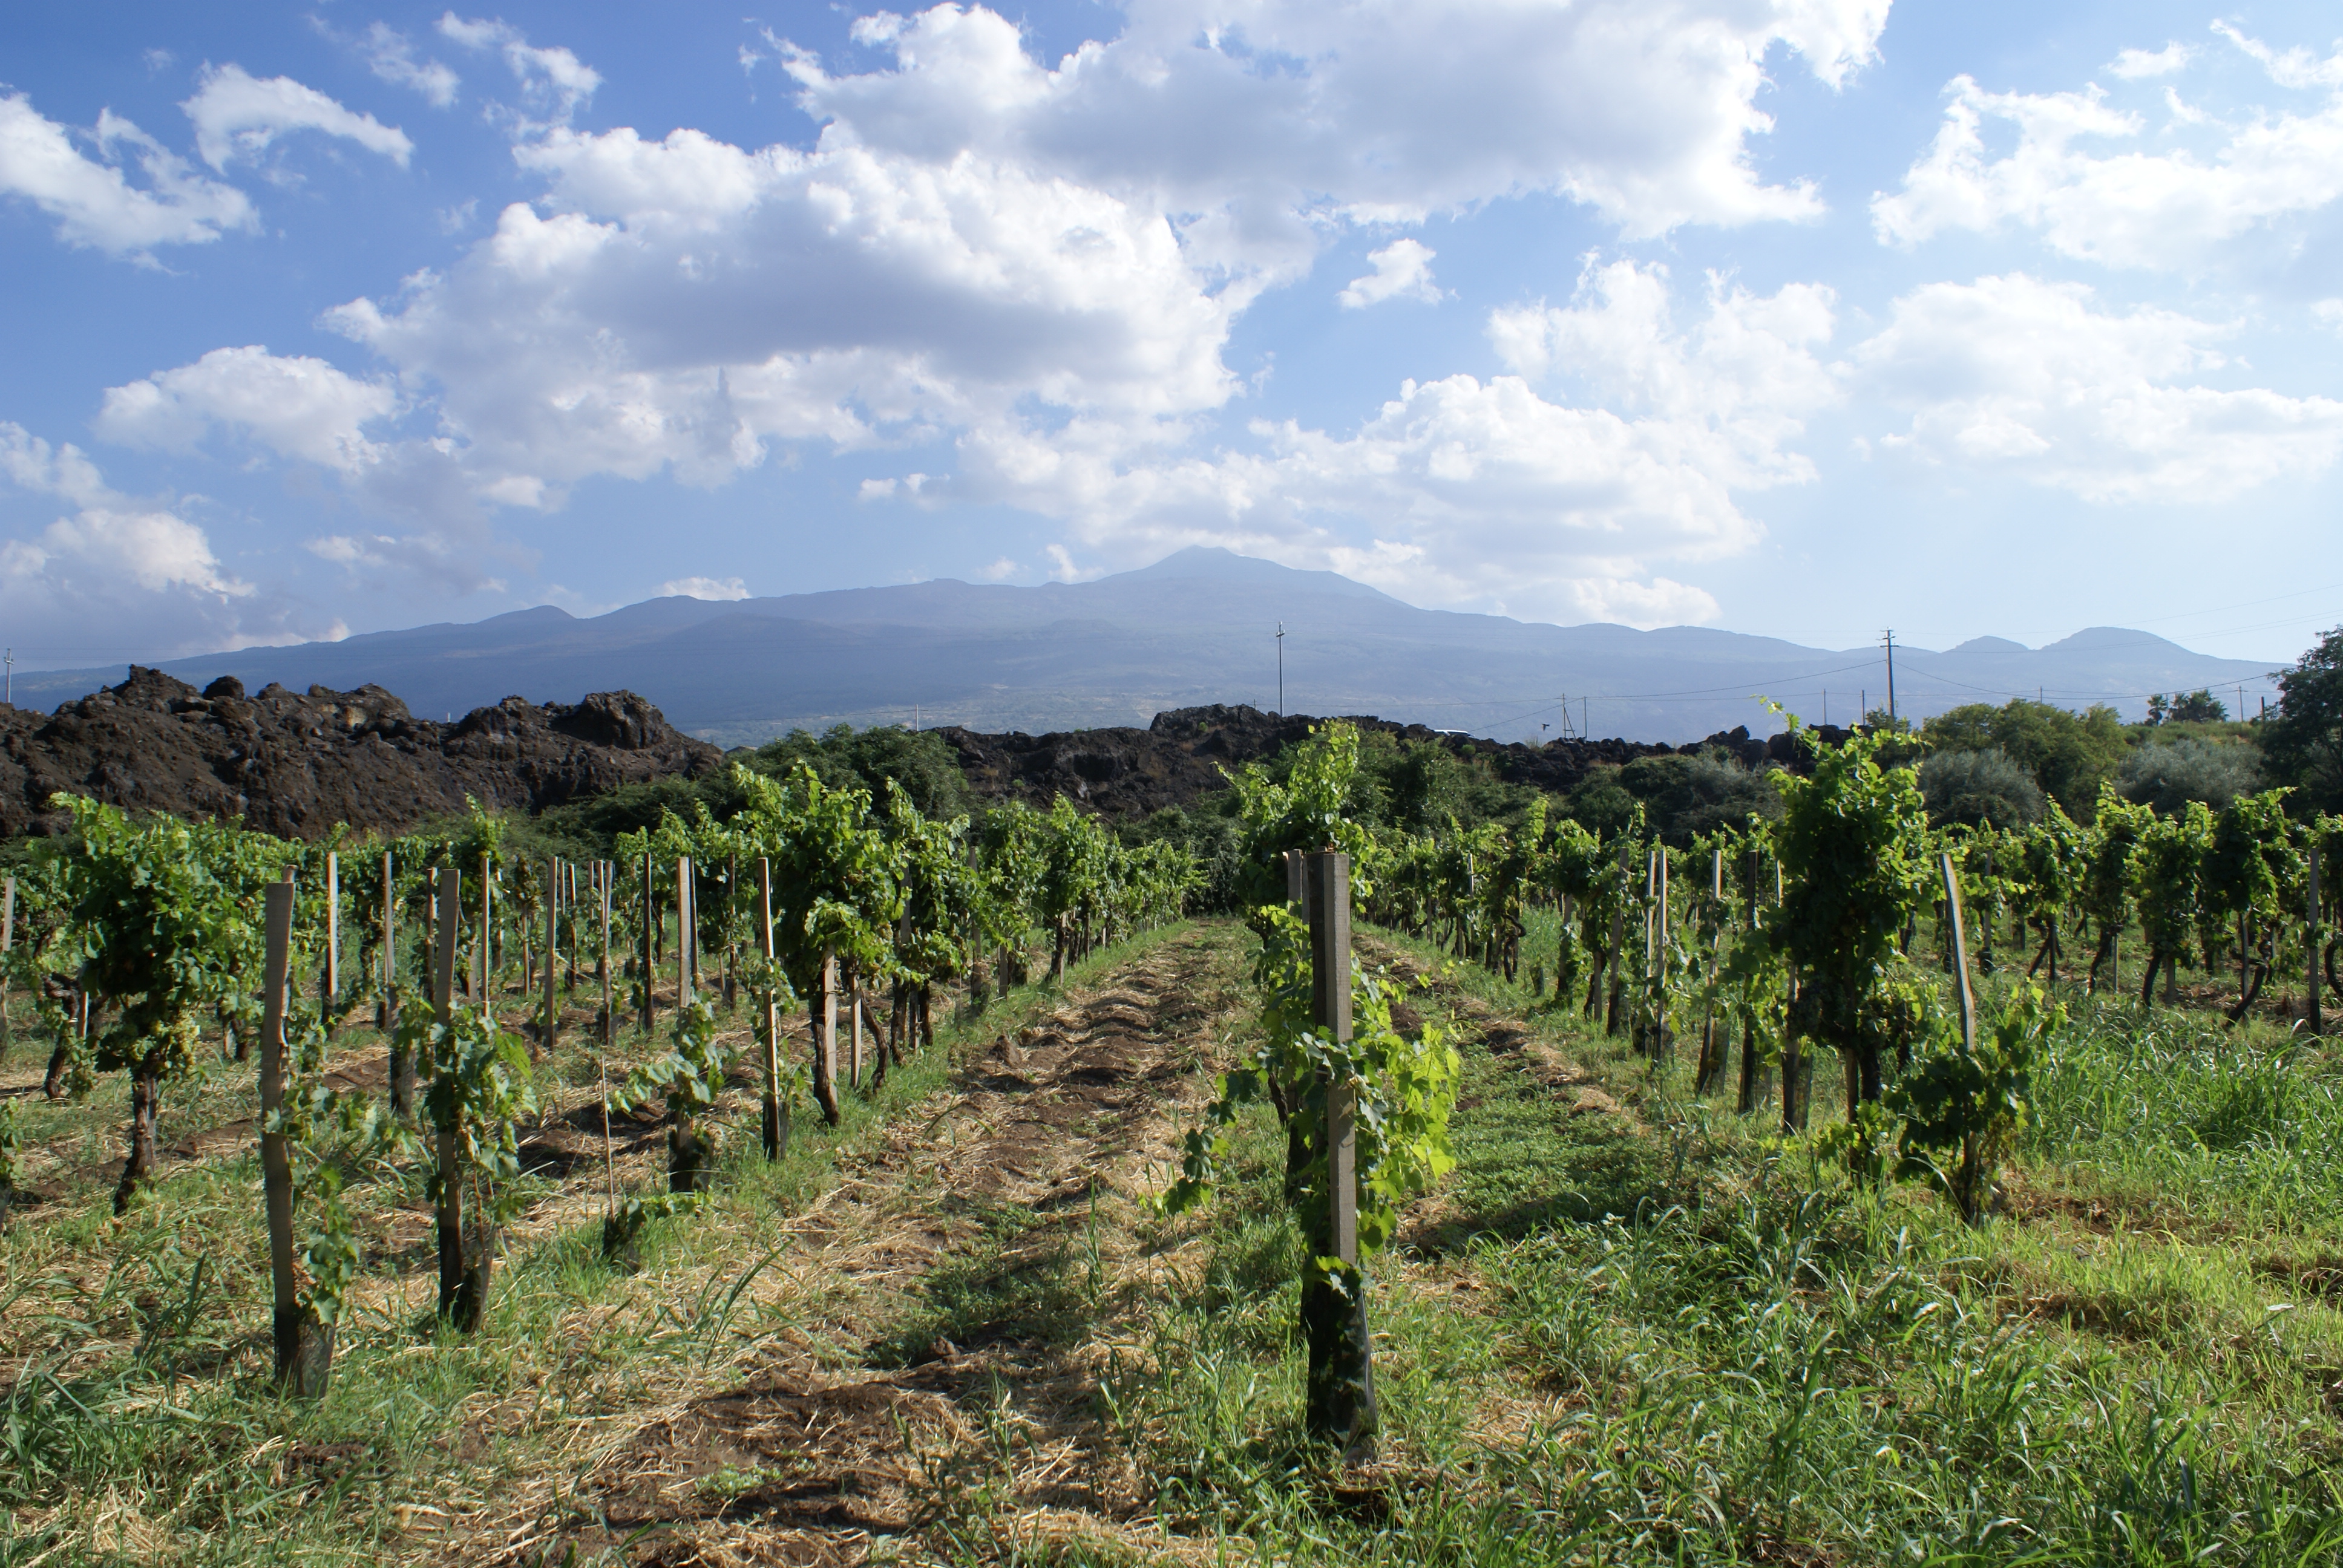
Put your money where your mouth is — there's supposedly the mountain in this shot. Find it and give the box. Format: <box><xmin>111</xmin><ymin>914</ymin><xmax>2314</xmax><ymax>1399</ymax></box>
<box><xmin>10</xmin><ymin>549</ymin><xmax>2286</xmax><ymax>746</ymax></box>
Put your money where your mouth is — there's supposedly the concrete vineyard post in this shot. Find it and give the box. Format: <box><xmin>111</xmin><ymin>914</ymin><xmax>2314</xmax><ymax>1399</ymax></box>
<box><xmin>542</xmin><ymin>856</ymin><xmax>559</xmax><ymax>1049</ymax></box>
<box><xmin>759</xmin><ymin>857</ymin><xmax>786</xmax><ymax>1158</ymax></box>
<box><xmin>259</xmin><ymin>876</ymin><xmax>329</xmax><ymax>1394</ymax></box>
<box><xmin>2</xmin><ymin>874</ymin><xmax>12</xmax><ymax>1040</ymax></box>
<box><xmin>1301</xmin><ymin>850</ymin><xmax>1374</xmax><ymax>1460</ymax></box>
<box><xmin>850</xmin><ymin>975</ymin><xmax>864</xmax><ymax>1089</ymax></box>
<box><xmin>1941</xmin><ymin>853</ymin><xmax>1977</xmax><ymax>1054</ymax></box>
<box><xmin>813</xmin><ymin>950</ymin><xmax>841</xmax><ymax>1125</ymax></box>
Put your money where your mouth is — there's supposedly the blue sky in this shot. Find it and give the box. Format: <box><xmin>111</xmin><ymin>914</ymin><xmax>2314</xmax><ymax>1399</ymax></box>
<box><xmin>2</xmin><ymin>0</ymin><xmax>2339</xmax><ymax>673</ymax></box>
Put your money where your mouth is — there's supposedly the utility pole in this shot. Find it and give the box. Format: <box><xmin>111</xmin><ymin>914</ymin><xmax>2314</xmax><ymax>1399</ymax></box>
<box><xmin>1880</xmin><ymin>633</ymin><xmax>1896</xmax><ymax>725</ymax></box>
<box><xmin>1276</xmin><ymin>621</ymin><xmax>1285</xmax><ymax>714</ymax></box>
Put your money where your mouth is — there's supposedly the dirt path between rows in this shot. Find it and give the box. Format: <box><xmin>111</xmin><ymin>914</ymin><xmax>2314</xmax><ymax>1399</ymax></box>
<box><xmin>455</xmin><ymin>924</ymin><xmax>1251</xmax><ymax>1568</ymax></box>
<box><xmin>1355</xmin><ymin>930</ymin><xmax>1634</xmax><ymax>1123</ymax></box>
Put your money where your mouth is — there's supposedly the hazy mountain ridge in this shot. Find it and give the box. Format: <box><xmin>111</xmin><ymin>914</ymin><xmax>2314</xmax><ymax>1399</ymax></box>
<box><xmin>16</xmin><ymin>549</ymin><xmax>2284</xmax><ymax>746</ymax></box>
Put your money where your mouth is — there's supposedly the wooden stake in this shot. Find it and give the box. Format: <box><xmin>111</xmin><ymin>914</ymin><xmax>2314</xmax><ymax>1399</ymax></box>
<box><xmin>1941</xmin><ymin>852</ymin><xmax>1976</xmax><ymax>1053</ymax></box>
<box><xmin>813</xmin><ymin>950</ymin><xmax>841</xmax><ymax>1125</ymax></box>
<box><xmin>378</xmin><ymin>851</ymin><xmax>395</xmax><ymax>1031</ymax></box>
<box><xmin>759</xmin><ymin>856</ymin><xmax>785</xmax><ymax>1158</ymax></box>
<box><xmin>1302</xmin><ymin>850</ymin><xmax>1374</xmax><ymax>1460</ymax></box>
<box><xmin>2</xmin><ymin>873</ymin><xmax>13</xmax><ymax>1042</ymax></box>
<box><xmin>324</xmin><ymin>851</ymin><xmax>339</xmax><ymax>1003</ymax></box>
<box><xmin>477</xmin><ymin>852</ymin><xmax>492</xmax><ymax>1002</ymax></box>
<box><xmin>259</xmin><ymin>877</ymin><xmax>315</xmax><ymax>1390</ymax></box>
<box><xmin>433</xmin><ymin>867</ymin><xmax>482</xmax><ymax>1328</ymax></box>
<box><xmin>676</xmin><ymin>856</ymin><xmax>695</xmax><ymax>1008</ymax></box>
<box><xmin>600</xmin><ymin>861</ymin><xmax>615</xmax><ymax>1048</ymax></box>
<box><xmin>640</xmin><ymin>849</ymin><xmax>655</xmax><ymax>1032</ymax></box>
<box><xmin>542</xmin><ymin>855</ymin><xmax>559</xmax><ymax>1049</ymax></box>
<box><xmin>2309</xmin><ymin>838</ymin><xmax>2322</xmax><ymax>1036</ymax></box>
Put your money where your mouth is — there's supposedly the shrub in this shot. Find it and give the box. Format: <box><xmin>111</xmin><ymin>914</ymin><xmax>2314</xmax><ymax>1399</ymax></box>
<box><xmin>1612</xmin><ymin>751</ymin><xmax>1783</xmax><ymax>846</ymax></box>
<box><xmin>1919</xmin><ymin>748</ymin><xmax>2045</xmax><ymax>829</ymax></box>
<box><xmin>1919</xmin><ymin>699</ymin><xmax>2126</xmax><ymax>816</ymax></box>
<box><xmin>2119</xmin><ymin>739</ymin><xmax>2259</xmax><ymax>815</ymax></box>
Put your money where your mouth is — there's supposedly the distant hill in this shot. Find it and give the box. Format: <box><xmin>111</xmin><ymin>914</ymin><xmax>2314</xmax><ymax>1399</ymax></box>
<box><xmin>9</xmin><ymin>549</ymin><xmax>2286</xmax><ymax>746</ymax></box>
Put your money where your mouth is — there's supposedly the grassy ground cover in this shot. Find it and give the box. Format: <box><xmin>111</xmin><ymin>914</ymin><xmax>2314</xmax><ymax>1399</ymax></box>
<box><xmin>4</xmin><ymin>915</ymin><xmax>2341</xmax><ymax>1565</ymax></box>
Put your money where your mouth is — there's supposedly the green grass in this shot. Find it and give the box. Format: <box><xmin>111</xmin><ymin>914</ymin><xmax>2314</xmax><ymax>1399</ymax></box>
<box><xmin>0</xmin><ymin>923</ymin><xmax>1196</xmax><ymax>1566</ymax></box>
<box><xmin>1083</xmin><ymin>921</ymin><xmax>2343</xmax><ymax>1566</ymax></box>
<box><xmin>10</xmin><ymin>915</ymin><xmax>2343</xmax><ymax>1565</ymax></box>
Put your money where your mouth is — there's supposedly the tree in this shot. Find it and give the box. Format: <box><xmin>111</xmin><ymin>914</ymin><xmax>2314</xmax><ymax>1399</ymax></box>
<box><xmin>2117</xmin><ymin>739</ymin><xmax>2260</xmax><ymax>815</ymax></box>
<box><xmin>2263</xmin><ymin>626</ymin><xmax>2343</xmax><ymax>815</ymax></box>
<box><xmin>1918</xmin><ymin>749</ymin><xmax>2045</xmax><ymax>830</ymax></box>
<box><xmin>1918</xmin><ymin>700</ymin><xmax>2128</xmax><ymax>817</ymax></box>
<box><xmin>2171</xmin><ymin>688</ymin><xmax>2228</xmax><ymax>724</ymax></box>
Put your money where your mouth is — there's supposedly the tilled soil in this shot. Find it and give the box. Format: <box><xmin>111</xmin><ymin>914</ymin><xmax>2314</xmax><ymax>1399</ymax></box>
<box><xmin>456</xmin><ymin>925</ymin><xmax>1250</xmax><ymax>1568</ymax></box>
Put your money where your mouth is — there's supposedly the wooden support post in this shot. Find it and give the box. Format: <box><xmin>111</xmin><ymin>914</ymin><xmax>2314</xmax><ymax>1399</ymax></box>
<box><xmin>2308</xmin><ymin>840</ymin><xmax>2322</xmax><ymax>1037</ymax></box>
<box><xmin>477</xmin><ymin>852</ymin><xmax>492</xmax><ymax>1002</ymax></box>
<box><xmin>598</xmin><ymin>862</ymin><xmax>615</xmax><ymax>1048</ymax></box>
<box><xmin>323</xmin><ymin>851</ymin><xmax>339</xmax><ymax>1004</ymax></box>
<box><xmin>640</xmin><ymin>850</ymin><xmax>656</xmax><ymax>1032</ymax></box>
<box><xmin>850</xmin><ymin>976</ymin><xmax>864</xmax><ymax>1089</ymax></box>
<box><xmin>260</xmin><ymin>877</ymin><xmax>330</xmax><ymax>1392</ymax></box>
<box><xmin>2</xmin><ymin>873</ymin><xmax>13</xmax><ymax>1043</ymax></box>
<box><xmin>543</xmin><ymin>855</ymin><xmax>559</xmax><ymax>1050</ymax></box>
<box><xmin>676</xmin><ymin>857</ymin><xmax>695</xmax><ymax>1008</ymax></box>
<box><xmin>434</xmin><ymin>867</ymin><xmax>488</xmax><ymax>1330</ymax></box>
<box><xmin>1302</xmin><ymin>850</ymin><xmax>1374</xmax><ymax>1460</ymax></box>
<box><xmin>759</xmin><ymin>857</ymin><xmax>786</xmax><ymax>1158</ymax></box>
<box><xmin>378</xmin><ymin>851</ymin><xmax>395</xmax><ymax>1031</ymax></box>
<box><xmin>1942</xmin><ymin>852</ymin><xmax>1976</xmax><ymax>1054</ymax></box>
<box><xmin>1656</xmin><ymin>849</ymin><xmax>1670</xmax><ymax>1063</ymax></box>
<box><xmin>813</xmin><ymin>950</ymin><xmax>841</xmax><ymax>1125</ymax></box>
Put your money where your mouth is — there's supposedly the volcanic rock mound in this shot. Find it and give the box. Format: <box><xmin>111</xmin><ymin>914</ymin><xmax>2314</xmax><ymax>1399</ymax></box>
<box><xmin>0</xmin><ymin>667</ymin><xmax>720</xmax><ymax>839</ymax></box>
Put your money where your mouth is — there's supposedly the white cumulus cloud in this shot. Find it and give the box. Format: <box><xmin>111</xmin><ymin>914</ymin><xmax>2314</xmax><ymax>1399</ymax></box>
<box><xmin>948</xmin><ymin>260</ymin><xmax>1840</xmax><ymax>626</ymax></box>
<box><xmin>119</xmin><ymin>5</ymin><xmax>1892</xmax><ymax>610</ymax></box>
<box><xmin>359</xmin><ymin>23</ymin><xmax>461</xmax><ymax>106</ymax></box>
<box><xmin>1875</xmin><ymin>30</ymin><xmax>2343</xmax><ymax>269</ymax></box>
<box><xmin>657</xmin><ymin>575</ymin><xmax>750</xmax><ymax>599</ymax></box>
<box><xmin>181</xmin><ymin>64</ymin><xmax>413</xmax><ymax>171</ymax></box>
<box><xmin>1852</xmin><ymin>273</ymin><xmax>2343</xmax><ymax>502</ymax></box>
<box><xmin>437</xmin><ymin>13</ymin><xmax>601</xmax><ymax>128</ymax></box>
<box><xmin>97</xmin><ymin>345</ymin><xmax>399</xmax><ymax>475</ymax></box>
<box><xmin>1337</xmin><ymin>239</ymin><xmax>1441</xmax><ymax>309</ymax></box>
<box><xmin>0</xmin><ymin>422</ymin><xmax>346</xmax><ymax>661</ymax></box>
<box><xmin>2109</xmin><ymin>43</ymin><xmax>2193</xmax><ymax>79</ymax></box>
<box><xmin>0</xmin><ymin>93</ymin><xmax>254</xmax><ymax>256</ymax></box>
